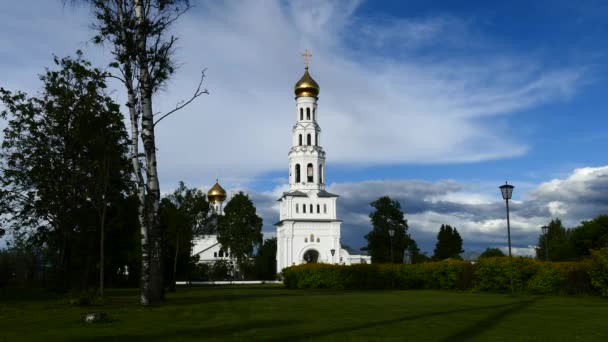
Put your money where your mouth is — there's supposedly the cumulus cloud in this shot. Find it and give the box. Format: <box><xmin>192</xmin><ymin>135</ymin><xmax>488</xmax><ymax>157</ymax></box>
<box><xmin>236</xmin><ymin>166</ymin><xmax>608</xmax><ymax>257</ymax></box>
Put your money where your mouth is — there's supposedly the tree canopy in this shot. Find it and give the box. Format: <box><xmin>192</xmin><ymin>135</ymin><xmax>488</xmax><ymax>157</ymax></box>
<box><xmin>364</xmin><ymin>196</ymin><xmax>415</xmax><ymax>263</ymax></box>
<box><xmin>432</xmin><ymin>224</ymin><xmax>464</xmax><ymax>260</ymax></box>
<box><xmin>0</xmin><ymin>53</ymin><xmax>133</xmax><ymax>289</ymax></box>
<box><xmin>479</xmin><ymin>248</ymin><xmax>505</xmax><ymax>259</ymax></box>
<box><xmin>217</xmin><ymin>192</ymin><xmax>263</xmax><ymax>275</ymax></box>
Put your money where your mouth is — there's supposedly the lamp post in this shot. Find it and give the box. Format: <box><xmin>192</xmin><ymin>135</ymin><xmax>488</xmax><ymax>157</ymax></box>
<box><xmin>388</xmin><ymin>228</ymin><xmax>395</xmax><ymax>263</ymax></box>
<box><xmin>499</xmin><ymin>182</ymin><xmax>515</xmax><ymax>295</ymax></box>
<box><xmin>330</xmin><ymin>248</ymin><xmax>336</xmax><ymax>264</ymax></box>
<box><xmin>541</xmin><ymin>225</ymin><xmax>549</xmax><ymax>261</ymax></box>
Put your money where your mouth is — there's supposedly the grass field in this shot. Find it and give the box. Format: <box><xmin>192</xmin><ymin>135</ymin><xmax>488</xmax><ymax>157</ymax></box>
<box><xmin>1</xmin><ymin>286</ymin><xmax>608</xmax><ymax>341</ymax></box>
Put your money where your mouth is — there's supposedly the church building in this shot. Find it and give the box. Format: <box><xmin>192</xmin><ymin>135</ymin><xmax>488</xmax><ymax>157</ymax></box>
<box><xmin>275</xmin><ymin>52</ymin><xmax>370</xmax><ymax>271</ymax></box>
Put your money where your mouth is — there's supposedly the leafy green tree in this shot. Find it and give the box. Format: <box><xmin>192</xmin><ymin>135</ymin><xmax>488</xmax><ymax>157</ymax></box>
<box><xmin>160</xmin><ymin>181</ymin><xmax>209</xmax><ymax>291</ymax></box>
<box><xmin>254</xmin><ymin>237</ymin><xmax>277</xmax><ymax>280</ymax></box>
<box><xmin>364</xmin><ymin>196</ymin><xmax>414</xmax><ymax>263</ymax></box>
<box><xmin>433</xmin><ymin>224</ymin><xmax>464</xmax><ymax>260</ymax></box>
<box><xmin>479</xmin><ymin>248</ymin><xmax>505</xmax><ymax>259</ymax></box>
<box><xmin>536</xmin><ymin>218</ymin><xmax>576</xmax><ymax>261</ymax></box>
<box><xmin>570</xmin><ymin>215</ymin><xmax>608</xmax><ymax>258</ymax></box>
<box><xmin>217</xmin><ymin>192</ymin><xmax>263</xmax><ymax>277</ymax></box>
<box><xmin>0</xmin><ymin>53</ymin><xmax>132</xmax><ymax>290</ymax></box>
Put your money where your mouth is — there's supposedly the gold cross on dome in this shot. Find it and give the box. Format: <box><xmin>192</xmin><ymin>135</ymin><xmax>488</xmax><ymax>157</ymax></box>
<box><xmin>301</xmin><ymin>49</ymin><xmax>312</xmax><ymax>68</ymax></box>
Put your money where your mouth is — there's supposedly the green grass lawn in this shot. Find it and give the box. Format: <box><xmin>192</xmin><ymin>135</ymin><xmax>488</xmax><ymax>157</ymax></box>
<box><xmin>1</xmin><ymin>286</ymin><xmax>607</xmax><ymax>341</ymax></box>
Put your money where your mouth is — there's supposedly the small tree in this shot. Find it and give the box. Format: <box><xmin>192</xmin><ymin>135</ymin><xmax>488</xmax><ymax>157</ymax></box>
<box><xmin>160</xmin><ymin>181</ymin><xmax>209</xmax><ymax>291</ymax></box>
<box><xmin>364</xmin><ymin>196</ymin><xmax>414</xmax><ymax>263</ymax></box>
<box><xmin>536</xmin><ymin>218</ymin><xmax>575</xmax><ymax>261</ymax></box>
<box><xmin>570</xmin><ymin>215</ymin><xmax>608</xmax><ymax>259</ymax></box>
<box><xmin>217</xmin><ymin>192</ymin><xmax>263</xmax><ymax>278</ymax></box>
<box><xmin>479</xmin><ymin>248</ymin><xmax>505</xmax><ymax>259</ymax></box>
<box><xmin>433</xmin><ymin>224</ymin><xmax>464</xmax><ymax>260</ymax></box>
<box><xmin>254</xmin><ymin>237</ymin><xmax>277</xmax><ymax>280</ymax></box>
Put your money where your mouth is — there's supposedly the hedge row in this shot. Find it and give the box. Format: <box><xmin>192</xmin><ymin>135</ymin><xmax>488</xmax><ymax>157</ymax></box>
<box><xmin>282</xmin><ymin>247</ymin><xmax>608</xmax><ymax>295</ymax></box>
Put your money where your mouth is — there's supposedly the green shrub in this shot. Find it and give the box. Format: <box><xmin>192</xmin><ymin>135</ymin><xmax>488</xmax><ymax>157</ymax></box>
<box><xmin>527</xmin><ymin>263</ymin><xmax>565</xmax><ymax>294</ymax></box>
<box><xmin>590</xmin><ymin>248</ymin><xmax>608</xmax><ymax>296</ymax></box>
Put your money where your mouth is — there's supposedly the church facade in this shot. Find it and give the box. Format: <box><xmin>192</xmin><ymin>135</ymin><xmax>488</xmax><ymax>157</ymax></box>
<box><xmin>275</xmin><ymin>56</ymin><xmax>370</xmax><ymax>271</ymax></box>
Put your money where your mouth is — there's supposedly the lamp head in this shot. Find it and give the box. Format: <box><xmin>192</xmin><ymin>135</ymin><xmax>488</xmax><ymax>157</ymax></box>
<box><xmin>499</xmin><ymin>182</ymin><xmax>515</xmax><ymax>200</ymax></box>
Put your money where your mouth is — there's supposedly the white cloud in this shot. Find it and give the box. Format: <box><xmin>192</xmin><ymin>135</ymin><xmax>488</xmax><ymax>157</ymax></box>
<box><xmin>0</xmin><ymin>0</ymin><xmax>589</xmax><ymax>190</ymax></box>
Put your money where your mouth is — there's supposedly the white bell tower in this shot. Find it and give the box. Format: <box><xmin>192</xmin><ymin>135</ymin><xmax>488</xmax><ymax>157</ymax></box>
<box><xmin>276</xmin><ymin>50</ymin><xmax>342</xmax><ymax>272</ymax></box>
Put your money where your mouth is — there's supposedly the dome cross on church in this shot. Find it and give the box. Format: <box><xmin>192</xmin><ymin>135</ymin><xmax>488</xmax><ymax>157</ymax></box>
<box><xmin>294</xmin><ymin>49</ymin><xmax>320</xmax><ymax>98</ymax></box>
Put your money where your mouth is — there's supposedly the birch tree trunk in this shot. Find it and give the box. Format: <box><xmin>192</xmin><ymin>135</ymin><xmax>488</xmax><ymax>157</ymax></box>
<box><xmin>135</xmin><ymin>0</ymin><xmax>163</xmax><ymax>304</ymax></box>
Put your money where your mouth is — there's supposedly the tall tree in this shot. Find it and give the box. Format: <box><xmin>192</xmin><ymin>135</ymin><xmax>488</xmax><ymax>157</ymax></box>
<box><xmin>364</xmin><ymin>196</ymin><xmax>413</xmax><ymax>263</ymax></box>
<box><xmin>433</xmin><ymin>224</ymin><xmax>464</xmax><ymax>260</ymax></box>
<box><xmin>87</xmin><ymin>0</ymin><xmax>207</xmax><ymax>304</ymax></box>
<box><xmin>160</xmin><ymin>181</ymin><xmax>209</xmax><ymax>291</ymax></box>
<box><xmin>217</xmin><ymin>192</ymin><xmax>263</xmax><ymax>277</ymax></box>
<box><xmin>0</xmin><ymin>53</ymin><xmax>131</xmax><ymax>290</ymax></box>
<box><xmin>536</xmin><ymin>218</ymin><xmax>575</xmax><ymax>261</ymax></box>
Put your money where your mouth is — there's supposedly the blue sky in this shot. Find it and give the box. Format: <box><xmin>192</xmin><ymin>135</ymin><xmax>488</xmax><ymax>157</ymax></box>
<box><xmin>1</xmin><ymin>0</ymin><xmax>608</xmax><ymax>256</ymax></box>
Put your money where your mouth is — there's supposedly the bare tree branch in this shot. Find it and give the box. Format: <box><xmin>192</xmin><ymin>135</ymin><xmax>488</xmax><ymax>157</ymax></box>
<box><xmin>153</xmin><ymin>69</ymin><xmax>208</xmax><ymax>127</ymax></box>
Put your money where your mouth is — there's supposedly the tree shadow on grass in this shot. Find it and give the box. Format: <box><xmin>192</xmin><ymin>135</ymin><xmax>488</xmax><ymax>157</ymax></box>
<box><xmin>164</xmin><ymin>292</ymin><xmax>300</xmax><ymax>307</ymax></box>
<box><xmin>68</xmin><ymin>319</ymin><xmax>301</xmax><ymax>341</ymax></box>
<box><xmin>439</xmin><ymin>298</ymin><xmax>540</xmax><ymax>342</ymax></box>
<box><xmin>263</xmin><ymin>299</ymin><xmax>539</xmax><ymax>342</ymax></box>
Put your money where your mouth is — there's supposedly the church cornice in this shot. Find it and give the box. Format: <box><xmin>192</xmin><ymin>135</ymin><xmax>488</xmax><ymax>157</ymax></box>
<box><xmin>275</xmin><ymin>218</ymin><xmax>343</xmax><ymax>226</ymax></box>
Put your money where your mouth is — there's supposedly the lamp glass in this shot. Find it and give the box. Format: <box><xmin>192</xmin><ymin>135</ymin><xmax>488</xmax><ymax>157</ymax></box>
<box><xmin>542</xmin><ymin>226</ymin><xmax>549</xmax><ymax>235</ymax></box>
<box><xmin>388</xmin><ymin>229</ymin><xmax>395</xmax><ymax>237</ymax></box>
<box><xmin>499</xmin><ymin>183</ymin><xmax>514</xmax><ymax>200</ymax></box>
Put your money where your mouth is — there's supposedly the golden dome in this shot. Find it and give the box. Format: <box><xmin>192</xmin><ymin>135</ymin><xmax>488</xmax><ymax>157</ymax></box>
<box><xmin>207</xmin><ymin>179</ymin><xmax>227</xmax><ymax>203</ymax></box>
<box><xmin>294</xmin><ymin>67</ymin><xmax>320</xmax><ymax>98</ymax></box>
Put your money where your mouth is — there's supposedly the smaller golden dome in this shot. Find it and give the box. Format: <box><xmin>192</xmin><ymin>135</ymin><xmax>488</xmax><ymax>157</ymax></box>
<box><xmin>294</xmin><ymin>67</ymin><xmax>320</xmax><ymax>98</ymax></box>
<box><xmin>207</xmin><ymin>179</ymin><xmax>227</xmax><ymax>203</ymax></box>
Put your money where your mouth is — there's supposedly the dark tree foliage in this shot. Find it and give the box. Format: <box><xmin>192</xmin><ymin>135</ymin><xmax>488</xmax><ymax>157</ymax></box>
<box><xmin>570</xmin><ymin>215</ymin><xmax>608</xmax><ymax>258</ymax></box>
<box><xmin>254</xmin><ymin>237</ymin><xmax>277</xmax><ymax>280</ymax></box>
<box><xmin>433</xmin><ymin>224</ymin><xmax>464</xmax><ymax>260</ymax></box>
<box><xmin>364</xmin><ymin>196</ymin><xmax>414</xmax><ymax>263</ymax></box>
<box><xmin>536</xmin><ymin>218</ymin><xmax>576</xmax><ymax>261</ymax></box>
<box><xmin>0</xmin><ymin>53</ymin><xmax>133</xmax><ymax>290</ymax></box>
<box><xmin>160</xmin><ymin>181</ymin><xmax>209</xmax><ymax>291</ymax></box>
<box><xmin>479</xmin><ymin>248</ymin><xmax>505</xmax><ymax>259</ymax></box>
<box><xmin>217</xmin><ymin>192</ymin><xmax>263</xmax><ymax>276</ymax></box>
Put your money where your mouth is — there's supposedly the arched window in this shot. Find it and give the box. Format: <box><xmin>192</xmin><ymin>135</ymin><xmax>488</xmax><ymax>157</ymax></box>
<box><xmin>317</xmin><ymin>204</ymin><xmax>320</xmax><ymax>213</ymax></box>
<box><xmin>307</xmin><ymin>134</ymin><xmax>311</xmax><ymax>146</ymax></box>
<box><xmin>304</xmin><ymin>238</ymin><xmax>308</xmax><ymax>243</ymax></box>
<box><xmin>324</xmin><ymin>204</ymin><xmax>327</xmax><ymax>213</ymax></box>
<box><xmin>319</xmin><ymin>164</ymin><xmax>323</xmax><ymax>184</ymax></box>
<box><xmin>299</xmin><ymin>134</ymin><xmax>302</xmax><ymax>146</ymax></box>
<box><xmin>307</xmin><ymin>163</ymin><xmax>313</xmax><ymax>182</ymax></box>
<box><xmin>295</xmin><ymin>164</ymin><xmax>301</xmax><ymax>183</ymax></box>
<box><xmin>296</xmin><ymin>204</ymin><xmax>299</xmax><ymax>213</ymax></box>
<box><xmin>300</xmin><ymin>108</ymin><xmax>303</xmax><ymax>120</ymax></box>
<box><xmin>306</xmin><ymin>107</ymin><xmax>311</xmax><ymax>120</ymax></box>
<box><xmin>315</xmin><ymin>133</ymin><xmax>319</xmax><ymax>146</ymax></box>
<box><xmin>316</xmin><ymin>238</ymin><xmax>320</xmax><ymax>243</ymax></box>
<box><xmin>303</xmin><ymin>204</ymin><xmax>306</xmax><ymax>213</ymax></box>
<box><xmin>214</xmin><ymin>252</ymin><xmax>217</xmax><ymax>258</ymax></box>
<box><xmin>310</xmin><ymin>204</ymin><xmax>313</xmax><ymax>213</ymax></box>
<box><xmin>219</xmin><ymin>250</ymin><xmax>224</xmax><ymax>258</ymax></box>
<box><xmin>313</xmin><ymin>108</ymin><xmax>316</xmax><ymax>121</ymax></box>
<box><xmin>310</xmin><ymin>234</ymin><xmax>314</xmax><ymax>242</ymax></box>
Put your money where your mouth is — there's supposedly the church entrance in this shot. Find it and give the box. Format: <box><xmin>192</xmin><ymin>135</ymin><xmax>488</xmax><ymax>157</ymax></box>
<box><xmin>303</xmin><ymin>250</ymin><xmax>319</xmax><ymax>263</ymax></box>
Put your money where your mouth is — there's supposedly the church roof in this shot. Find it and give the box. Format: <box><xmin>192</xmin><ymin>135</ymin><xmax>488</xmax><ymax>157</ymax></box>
<box><xmin>317</xmin><ymin>190</ymin><xmax>339</xmax><ymax>198</ymax></box>
<box><xmin>277</xmin><ymin>190</ymin><xmax>308</xmax><ymax>201</ymax></box>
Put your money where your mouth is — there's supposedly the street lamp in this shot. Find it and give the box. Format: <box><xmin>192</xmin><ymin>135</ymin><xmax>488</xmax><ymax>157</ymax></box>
<box><xmin>541</xmin><ymin>225</ymin><xmax>549</xmax><ymax>261</ymax></box>
<box><xmin>499</xmin><ymin>181</ymin><xmax>515</xmax><ymax>295</ymax></box>
<box><xmin>330</xmin><ymin>248</ymin><xmax>336</xmax><ymax>264</ymax></box>
<box><xmin>388</xmin><ymin>228</ymin><xmax>395</xmax><ymax>263</ymax></box>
